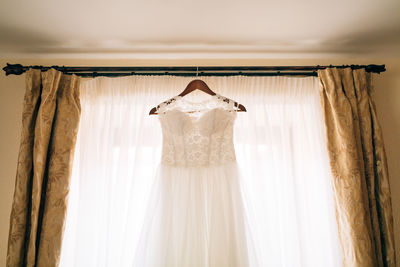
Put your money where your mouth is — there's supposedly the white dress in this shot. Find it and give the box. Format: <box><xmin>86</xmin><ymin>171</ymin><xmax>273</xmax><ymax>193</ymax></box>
<box><xmin>133</xmin><ymin>93</ymin><xmax>256</xmax><ymax>267</ymax></box>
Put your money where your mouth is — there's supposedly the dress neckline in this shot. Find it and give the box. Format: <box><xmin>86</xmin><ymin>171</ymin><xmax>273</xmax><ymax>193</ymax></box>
<box><xmin>175</xmin><ymin>93</ymin><xmax>219</xmax><ymax>106</ymax></box>
<box><xmin>159</xmin><ymin>107</ymin><xmax>237</xmax><ymax>123</ymax></box>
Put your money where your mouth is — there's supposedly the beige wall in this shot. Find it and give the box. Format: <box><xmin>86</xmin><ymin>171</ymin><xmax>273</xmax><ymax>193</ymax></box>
<box><xmin>0</xmin><ymin>58</ymin><xmax>399</xmax><ymax>265</ymax></box>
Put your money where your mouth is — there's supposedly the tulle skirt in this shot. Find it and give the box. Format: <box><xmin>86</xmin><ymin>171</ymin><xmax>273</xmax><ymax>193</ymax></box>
<box><xmin>132</xmin><ymin>162</ymin><xmax>257</xmax><ymax>267</ymax></box>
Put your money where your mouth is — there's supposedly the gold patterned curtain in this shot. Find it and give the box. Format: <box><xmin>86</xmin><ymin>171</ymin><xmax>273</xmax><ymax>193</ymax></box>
<box><xmin>6</xmin><ymin>68</ymin><xmax>81</xmax><ymax>267</ymax></box>
<box><xmin>318</xmin><ymin>67</ymin><xmax>396</xmax><ymax>267</ymax></box>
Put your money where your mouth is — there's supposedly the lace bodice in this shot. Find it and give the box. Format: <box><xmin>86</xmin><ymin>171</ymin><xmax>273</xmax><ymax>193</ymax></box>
<box><xmin>156</xmin><ymin>93</ymin><xmax>239</xmax><ymax>167</ymax></box>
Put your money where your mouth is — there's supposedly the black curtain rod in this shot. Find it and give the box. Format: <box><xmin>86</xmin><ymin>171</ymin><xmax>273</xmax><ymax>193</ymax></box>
<box><xmin>2</xmin><ymin>63</ymin><xmax>386</xmax><ymax>77</ymax></box>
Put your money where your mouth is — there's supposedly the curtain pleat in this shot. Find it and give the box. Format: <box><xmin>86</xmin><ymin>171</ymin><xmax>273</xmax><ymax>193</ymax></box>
<box><xmin>7</xmin><ymin>68</ymin><xmax>81</xmax><ymax>267</ymax></box>
<box><xmin>318</xmin><ymin>67</ymin><xmax>396</xmax><ymax>267</ymax></box>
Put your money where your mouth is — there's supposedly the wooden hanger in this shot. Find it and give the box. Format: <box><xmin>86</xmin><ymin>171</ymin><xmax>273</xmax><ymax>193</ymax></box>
<box><xmin>149</xmin><ymin>79</ymin><xmax>246</xmax><ymax>115</ymax></box>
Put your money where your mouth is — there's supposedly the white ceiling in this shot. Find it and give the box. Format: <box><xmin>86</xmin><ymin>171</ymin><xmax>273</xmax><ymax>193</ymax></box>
<box><xmin>0</xmin><ymin>0</ymin><xmax>399</xmax><ymax>59</ymax></box>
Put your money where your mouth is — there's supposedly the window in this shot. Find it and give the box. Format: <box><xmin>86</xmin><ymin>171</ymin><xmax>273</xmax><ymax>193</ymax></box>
<box><xmin>60</xmin><ymin>75</ymin><xmax>342</xmax><ymax>267</ymax></box>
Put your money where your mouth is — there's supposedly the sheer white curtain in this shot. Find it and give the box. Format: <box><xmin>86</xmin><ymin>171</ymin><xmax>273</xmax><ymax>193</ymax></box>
<box><xmin>60</xmin><ymin>75</ymin><xmax>342</xmax><ymax>267</ymax></box>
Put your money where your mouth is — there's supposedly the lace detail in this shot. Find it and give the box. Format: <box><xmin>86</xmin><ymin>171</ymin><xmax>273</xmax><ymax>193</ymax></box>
<box><xmin>155</xmin><ymin>93</ymin><xmax>238</xmax><ymax>114</ymax></box>
<box><xmin>157</xmin><ymin>94</ymin><xmax>239</xmax><ymax>167</ymax></box>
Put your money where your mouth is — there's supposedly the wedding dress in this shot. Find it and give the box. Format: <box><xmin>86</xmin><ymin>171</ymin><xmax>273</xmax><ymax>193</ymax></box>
<box><xmin>132</xmin><ymin>93</ymin><xmax>257</xmax><ymax>267</ymax></box>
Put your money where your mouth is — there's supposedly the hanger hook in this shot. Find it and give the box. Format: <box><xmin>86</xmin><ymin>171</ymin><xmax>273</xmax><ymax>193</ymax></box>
<box><xmin>196</xmin><ymin>66</ymin><xmax>198</xmax><ymax>77</ymax></box>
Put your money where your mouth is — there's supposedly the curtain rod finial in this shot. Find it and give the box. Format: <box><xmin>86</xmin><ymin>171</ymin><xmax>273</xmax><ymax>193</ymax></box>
<box><xmin>367</xmin><ymin>64</ymin><xmax>385</xmax><ymax>73</ymax></box>
<box><xmin>3</xmin><ymin>63</ymin><xmax>25</xmax><ymax>76</ymax></box>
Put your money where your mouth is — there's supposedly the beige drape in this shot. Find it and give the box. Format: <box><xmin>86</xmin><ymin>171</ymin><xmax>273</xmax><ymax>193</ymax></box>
<box><xmin>6</xmin><ymin>68</ymin><xmax>81</xmax><ymax>267</ymax></box>
<box><xmin>318</xmin><ymin>67</ymin><xmax>396</xmax><ymax>267</ymax></box>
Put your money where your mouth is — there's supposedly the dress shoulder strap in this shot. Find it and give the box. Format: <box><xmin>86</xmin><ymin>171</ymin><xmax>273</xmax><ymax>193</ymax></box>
<box><xmin>155</xmin><ymin>95</ymin><xmax>180</xmax><ymax>113</ymax></box>
<box><xmin>215</xmin><ymin>94</ymin><xmax>240</xmax><ymax>111</ymax></box>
